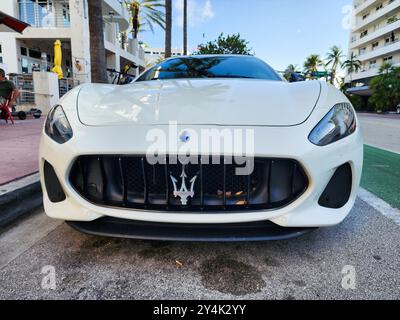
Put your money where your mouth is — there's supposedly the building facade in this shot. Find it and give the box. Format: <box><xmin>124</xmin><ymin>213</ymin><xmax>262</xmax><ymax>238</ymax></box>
<box><xmin>144</xmin><ymin>47</ymin><xmax>185</xmax><ymax>67</ymax></box>
<box><xmin>0</xmin><ymin>0</ymin><xmax>146</xmax><ymax>84</ymax></box>
<box><xmin>346</xmin><ymin>0</ymin><xmax>400</xmax><ymax>95</ymax></box>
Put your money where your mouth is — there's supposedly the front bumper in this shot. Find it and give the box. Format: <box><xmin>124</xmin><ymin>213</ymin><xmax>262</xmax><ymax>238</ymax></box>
<box><xmin>39</xmin><ymin>117</ymin><xmax>364</xmax><ymax>229</ymax></box>
<box><xmin>67</xmin><ymin>218</ymin><xmax>316</xmax><ymax>242</ymax></box>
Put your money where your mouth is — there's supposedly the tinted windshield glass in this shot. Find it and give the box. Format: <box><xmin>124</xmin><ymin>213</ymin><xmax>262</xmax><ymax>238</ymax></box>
<box><xmin>136</xmin><ymin>56</ymin><xmax>282</xmax><ymax>81</ymax></box>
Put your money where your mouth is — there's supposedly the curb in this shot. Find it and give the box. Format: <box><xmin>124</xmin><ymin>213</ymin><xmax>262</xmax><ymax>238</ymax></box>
<box><xmin>0</xmin><ymin>173</ymin><xmax>43</xmax><ymax>228</ymax></box>
<box><xmin>358</xmin><ymin>188</ymin><xmax>400</xmax><ymax>226</ymax></box>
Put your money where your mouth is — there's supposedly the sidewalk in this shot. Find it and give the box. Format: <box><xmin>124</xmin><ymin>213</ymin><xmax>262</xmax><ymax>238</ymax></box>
<box><xmin>0</xmin><ymin>118</ymin><xmax>45</xmax><ymax>186</ymax></box>
<box><xmin>358</xmin><ymin>113</ymin><xmax>400</xmax><ymax>154</ymax></box>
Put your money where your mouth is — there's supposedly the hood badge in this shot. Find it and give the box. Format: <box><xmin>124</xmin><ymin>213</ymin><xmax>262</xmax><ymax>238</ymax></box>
<box><xmin>170</xmin><ymin>166</ymin><xmax>198</xmax><ymax>206</ymax></box>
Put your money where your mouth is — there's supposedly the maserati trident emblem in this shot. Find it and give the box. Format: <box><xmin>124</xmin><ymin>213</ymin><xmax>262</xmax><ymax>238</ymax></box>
<box><xmin>170</xmin><ymin>166</ymin><xmax>198</xmax><ymax>205</ymax></box>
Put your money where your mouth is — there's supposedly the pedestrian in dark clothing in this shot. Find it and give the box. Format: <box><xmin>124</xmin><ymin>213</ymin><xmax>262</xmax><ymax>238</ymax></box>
<box><xmin>0</xmin><ymin>68</ymin><xmax>20</xmax><ymax>110</ymax></box>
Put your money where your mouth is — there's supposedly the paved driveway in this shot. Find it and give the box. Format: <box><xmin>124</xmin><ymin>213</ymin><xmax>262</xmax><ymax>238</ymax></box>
<box><xmin>358</xmin><ymin>113</ymin><xmax>400</xmax><ymax>154</ymax></box>
<box><xmin>0</xmin><ymin>198</ymin><xmax>399</xmax><ymax>300</ymax></box>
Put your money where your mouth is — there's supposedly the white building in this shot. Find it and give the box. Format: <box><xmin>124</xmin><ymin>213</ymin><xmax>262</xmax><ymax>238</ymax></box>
<box><xmin>0</xmin><ymin>0</ymin><xmax>146</xmax><ymax>84</ymax></box>
<box><xmin>144</xmin><ymin>47</ymin><xmax>185</xmax><ymax>66</ymax></box>
<box><xmin>346</xmin><ymin>0</ymin><xmax>400</xmax><ymax>95</ymax></box>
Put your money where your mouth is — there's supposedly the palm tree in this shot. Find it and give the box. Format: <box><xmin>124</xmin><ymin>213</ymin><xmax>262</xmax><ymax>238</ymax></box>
<box><xmin>183</xmin><ymin>0</ymin><xmax>188</xmax><ymax>55</ymax></box>
<box><xmin>379</xmin><ymin>62</ymin><xmax>394</xmax><ymax>75</ymax></box>
<box><xmin>325</xmin><ymin>46</ymin><xmax>344</xmax><ymax>85</ymax></box>
<box><xmin>342</xmin><ymin>52</ymin><xmax>362</xmax><ymax>87</ymax></box>
<box><xmin>165</xmin><ymin>0</ymin><xmax>172</xmax><ymax>58</ymax></box>
<box><xmin>304</xmin><ymin>54</ymin><xmax>323</xmax><ymax>79</ymax></box>
<box><xmin>125</xmin><ymin>0</ymin><xmax>166</xmax><ymax>39</ymax></box>
<box><xmin>283</xmin><ymin>64</ymin><xmax>299</xmax><ymax>81</ymax></box>
<box><xmin>87</xmin><ymin>0</ymin><xmax>108</xmax><ymax>83</ymax></box>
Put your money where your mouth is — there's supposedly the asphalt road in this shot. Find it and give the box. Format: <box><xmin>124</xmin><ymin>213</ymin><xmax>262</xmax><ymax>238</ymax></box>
<box><xmin>0</xmin><ymin>198</ymin><xmax>399</xmax><ymax>300</ymax></box>
<box><xmin>358</xmin><ymin>113</ymin><xmax>400</xmax><ymax>154</ymax></box>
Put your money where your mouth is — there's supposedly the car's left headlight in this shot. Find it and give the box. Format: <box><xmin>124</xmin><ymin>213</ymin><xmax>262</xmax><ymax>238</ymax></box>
<box><xmin>309</xmin><ymin>103</ymin><xmax>356</xmax><ymax>146</ymax></box>
<box><xmin>45</xmin><ymin>105</ymin><xmax>73</xmax><ymax>144</ymax></box>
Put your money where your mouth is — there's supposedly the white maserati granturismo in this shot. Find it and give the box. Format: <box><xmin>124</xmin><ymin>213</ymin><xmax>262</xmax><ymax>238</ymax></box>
<box><xmin>39</xmin><ymin>55</ymin><xmax>363</xmax><ymax>241</ymax></box>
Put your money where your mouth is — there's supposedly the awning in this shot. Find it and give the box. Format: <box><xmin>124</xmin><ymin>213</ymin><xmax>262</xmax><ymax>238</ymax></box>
<box><xmin>346</xmin><ymin>86</ymin><xmax>372</xmax><ymax>97</ymax></box>
<box><xmin>0</xmin><ymin>10</ymin><xmax>30</xmax><ymax>33</ymax></box>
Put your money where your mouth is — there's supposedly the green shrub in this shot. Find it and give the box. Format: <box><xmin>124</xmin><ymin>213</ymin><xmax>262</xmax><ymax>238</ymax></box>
<box><xmin>369</xmin><ymin>66</ymin><xmax>400</xmax><ymax>112</ymax></box>
<box><xmin>346</xmin><ymin>94</ymin><xmax>366</xmax><ymax>111</ymax></box>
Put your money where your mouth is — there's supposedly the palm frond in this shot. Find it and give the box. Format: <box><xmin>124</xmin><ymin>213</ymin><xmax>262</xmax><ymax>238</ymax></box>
<box><xmin>124</xmin><ymin>0</ymin><xmax>165</xmax><ymax>38</ymax></box>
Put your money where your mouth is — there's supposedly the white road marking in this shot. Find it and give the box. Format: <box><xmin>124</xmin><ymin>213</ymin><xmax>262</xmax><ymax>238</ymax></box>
<box><xmin>358</xmin><ymin>188</ymin><xmax>400</xmax><ymax>226</ymax></box>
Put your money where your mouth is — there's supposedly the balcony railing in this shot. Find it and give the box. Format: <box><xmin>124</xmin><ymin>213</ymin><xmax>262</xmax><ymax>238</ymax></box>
<box><xmin>350</xmin><ymin>18</ymin><xmax>400</xmax><ymax>48</ymax></box>
<box><xmin>104</xmin><ymin>23</ymin><xmax>116</xmax><ymax>44</ymax></box>
<box><xmin>358</xmin><ymin>38</ymin><xmax>400</xmax><ymax>60</ymax></box>
<box><xmin>118</xmin><ymin>38</ymin><xmax>146</xmax><ymax>62</ymax></box>
<box><xmin>138</xmin><ymin>46</ymin><xmax>145</xmax><ymax>60</ymax></box>
<box><xmin>18</xmin><ymin>0</ymin><xmax>71</xmax><ymax>28</ymax></box>
<box><xmin>59</xmin><ymin>78</ymin><xmax>80</xmax><ymax>97</ymax></box>
<box><xmin>354</xmin><ymin>0</ymin><xmax>400</xmax><ymax>31</ymax></box>
<box><xmin>8</xmin><ymin>74</ymin><xmax>35</xmax><ymax>105</ymax></box>
<box><xmin>347</xmin><ymin>60</ymin><xmax>400</xmax><ymax>81</ymax></box>
<box><xmin>354</xmin><ymin>0</ymin><xmax>373</xmax><ymax>10</ymax></box>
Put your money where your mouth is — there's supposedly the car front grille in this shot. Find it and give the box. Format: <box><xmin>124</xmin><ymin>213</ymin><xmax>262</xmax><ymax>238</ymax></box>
<box><xmin>69</xmin><ymin>156</ymin><xmax>308</xmax><ymax>212</ymax></box>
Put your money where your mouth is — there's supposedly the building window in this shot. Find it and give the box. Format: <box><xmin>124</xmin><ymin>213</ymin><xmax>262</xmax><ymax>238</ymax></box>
<box><xmin>61</xmin><ymin>3</ymin><xmax>70</xmax><ymax>25</ymax></box>
<box><xmin>18</xmin><ymin>0</ymin><xmax>70</xmax><ymax>28</ymax></box>
<box><xmin>28</xmin><ymin>49</ymin><xmax>41</xmax><ymax>59</ymax></box>
<box><xmin>372</xmin><ymin>42</ymin><xmax>379</xmax><ymax>50</ymax></box>
<box><xmin>359</xmin><ymin>47</ymin><xmax>367</xmax><ymax>55</ymax></box>
<box><xmin>384</xmin><ymin>32</ymin><xmax>396</xmax><ymax>45</ymax></box>
<box><xmin>369</xmin><ymin>60</ymin><xmax>377</xmax><ymax>69</ymax></box>
<box><xmin>360</xmin><ymin>30</ymin><xmax>368</xmax><ymax>38</ymax></box>
<box><xmin>362</xmin><ymin>12</ymin><xmax>370</xmax><ymax>20</ymax></box>
<box><xmin>21</xmin><ymin>58</ymin><xmax>29</xmax><ymax>73</ymax></box>
<box><xmin>376</xmin><ymin>3</ymin><xmax>383</xmax><ymax>11</ymax></box>
<box><xmin>383</xmin><ymin>56</ymin><xmax>393</xmax><ymax>63</ymax></box>
<box><xmin>21</xmin><ymin>47</ymin><xmax>27</xmax><ymax>56</ymax></box>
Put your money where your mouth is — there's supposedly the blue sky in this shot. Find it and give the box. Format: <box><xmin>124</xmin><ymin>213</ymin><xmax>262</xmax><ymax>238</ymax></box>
<box><xmin>141</xmin><ymin>0</ymin><xmax>353</xmax><ymax>71</ymax></box>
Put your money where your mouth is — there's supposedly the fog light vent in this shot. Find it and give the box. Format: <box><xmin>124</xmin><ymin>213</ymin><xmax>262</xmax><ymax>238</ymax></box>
<box><xmin>44</xmin><ymin>161</ymin><xmax>66</xmax><ymax>203</ymax></box>
<box><xmin>319</xmin><ymin>163</ymin><xmax>352</xmax><ymax>209</ymax></box>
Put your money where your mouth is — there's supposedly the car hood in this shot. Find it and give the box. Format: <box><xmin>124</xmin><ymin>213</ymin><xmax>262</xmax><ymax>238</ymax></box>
<box><xmin>77</xmin><ymin>79</ymin><xmax>321</xmax><ymax>127</ymax></box>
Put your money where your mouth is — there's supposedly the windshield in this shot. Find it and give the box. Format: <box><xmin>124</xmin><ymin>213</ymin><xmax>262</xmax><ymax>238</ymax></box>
<box><xmin>136</xmin><ymin>56</ymin><xmax>282</xmax><ymax>82</ymax></box>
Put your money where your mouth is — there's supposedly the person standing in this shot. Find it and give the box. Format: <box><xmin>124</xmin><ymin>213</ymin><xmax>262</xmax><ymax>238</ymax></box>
<box><xmin>0</xmin><ymin>68</ymin><xmax>20</xmax><ymax>111</ymax></box>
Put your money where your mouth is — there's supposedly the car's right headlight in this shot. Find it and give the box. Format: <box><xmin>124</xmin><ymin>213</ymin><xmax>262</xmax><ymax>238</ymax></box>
<box><xmin>45</xmin><ymin>105</ymin><xmax>73</xmax><ymax>144</ymax></box>
<box><xmin>308</xmin><ymin>103</ymin><xmax>356</xmax><ymax>146</ymax></box>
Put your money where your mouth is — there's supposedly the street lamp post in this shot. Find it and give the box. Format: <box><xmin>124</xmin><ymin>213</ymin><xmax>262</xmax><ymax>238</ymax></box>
<box><xmin>183</xmin><ymin>0</ymin><xmax>187</xmax><ymax>55</ymax></box>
